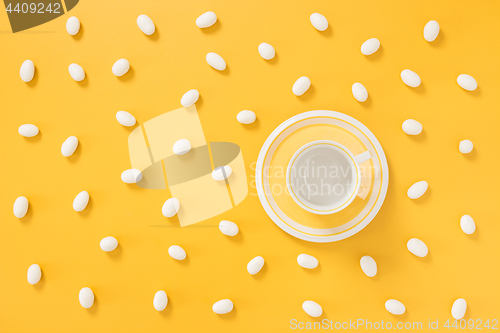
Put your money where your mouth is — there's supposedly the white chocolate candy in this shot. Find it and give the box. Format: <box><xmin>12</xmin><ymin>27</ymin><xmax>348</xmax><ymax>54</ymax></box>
<box><xmin>212</xmin><ymin>166</ymin><xmax>232</xmax><ymax>181</ymax></box>
<box><xmin>310</xmin><ymin>13</ymin><xmax>328</xmax><ymax>31</ymax></box>
<box><xmin>206</xmin><ymin>52</ymin><xmax>226</xmax><ymax>71</ymax></box>
<box><xmin>219</xmin><ymin>220</ymin><xmax>239</xmax><ymax>236</ymax></box>
<box><xmin>116</xmin><ymin>111</ymin><xmax>136</xmax><ymax>127</ymax></box>
<box><xmin>100</xmin><ymin>236</ymin><xmax>118</xmax><ymax>252</ymax></box>
<box><xmin>302</xmin><ymin>300</ymin><xmax>322</xmax><ymax>317</ymax></box>
<box><xmin>196</xmin><ymin>11</ymin><xmax>217</xmax><ymax>28</ymax></box>
<box><xmin>121</xmin><ymin>169</ymin><xmax>143</xmax><ymax>183</ymax></box>
<box><xmin>137</xmin><ymin>15</ymin><xmax>155</xmax><ymax>35</ymax></box>
<box><xmin>27</xmin><ymin>264</ymin><xmax>42</xmax><ymax>285</ymax></box>
<box><xmin>258</xmin><ymin>43</ymin><xmax>275</xmax><ymax>60</ymax></box>
<box><xmin>385</xmin><ymin>299</ymin><xmax>405</xmax><ymax>315</ymax></box>
<box><xmin>213</xmin><ymin>299</ymin><xmax>233</xmax><ymax>314</ymax></box>
<box><xmin>407</xmin><ymin>181</ymin><xmax>428</xmax><ymax>199</ymax></box>
<box><xmin>361</xmin><ymin>38</ymin><xmax>380</xmax><ymax>55</ymax></box>
<box><xmin>18</xmin><ymin>124</ymin><xmax>39</xmax><ymax>137</ymax></box>
<box><xmin>352</xmin><ymin>83</ymin><xmax>368</xmax><ymax>102</ymax></box>
<box><xmin>402</xmin><ymin>119</ymin><xmax>423</xmax><ymax>135</ymax></box>
<box><xmin>68</xmin><ymin>63</ymin><xmax>85</xmax><ymax>81</ymax></box>
<box><xmin>61</xmin><ymin>136</ymin><xmax>79</xmax><ymax>157</ymax></box>
<box><xmin>457</xmin><ymin>74</ymin><xmax>477</xmax><ymax>91</ymax></box>
<box><xmin>407</xmin><ymin>238</ymin><xmax>428</xmax><ymax>257</ymax></box>
<box><xmin>180</xmin><ymin>89</ymin><xmax>199</xmax><ymax>107</ymax></box>
<box><xmin>168</xmin><ymin>245</ymin><xmax>186</xmax><ymax>260</ymax></box>
<box><xmin>154</xmin><ymin>290</ymin><xmax>168</xmax><ymax>311</ymax></box>
<box><xmin>66</xmin><ymin>16</ymin><xmax>80</xmax><ymax>35</ymax></box>
<box><xmin>73</xmin><ymin>191</ymin><xmax>89</xmax><ymax>212</ymax></box>
<box><xmin>173</xmin><ymin>139</ymin><xmax>191</xmax><ymax>155</ymax></box>
<box><xmin>360</xmin><ymin>255</ymin><xmax>377</xmax><ymax>277</ymax></box>
<box><xmin>452</xmin><ymin>298</ymin><xmax>467</xmax><ymax>320</ymax></box>
<box><xmin>292</xmin><ymin>76</ymin><xmax>311</xmax><ymax>96</ymax></box>
<box><xmin>297</xmin><ymin>254</ymin><xmax>318</xmax><ymax>269</ymax></box>
<box><xmin>13</xmin><ymin>196</ymin><xmax>29</xmax><ymax>218</ymax></box>
<box><xmin>247</xmin><ymin>256</ymin><xmax>264</xmax><ymax>275</ymax></box>
<box><xmin>112</xmin><ymin>59</ymin><xmax>130</xmax><ymax>77</ymax></box>
<box><xmin>460</xmin><ymin>215</ymin><xmax>476</xmax><ymax>235</ymax></box>
<box><xmin>20</xmin><ymin>60</ymin><xmax>35</xmax><ymax>82</ymax></box>
<box><xmin>401</xmin><ymin>69</ymin><xmax>421</xmax><ymax>88</ymax></box>
<box><xmin>237</xmin><ymin>110</ymin><xmax>256</xmax><ymax>124</ymax></box>
<box><xmin>162</xmin><ymin>198</ymin><xmax>180</xmax><ymax>217</ymax></box>
<box><xmin>423</xmin><ymin>20</ymin><xmax>440</xmax><ymax>42</ymax></box>
<box><xmin>459</xmin><ymin>140</ymin><xmax>473</xmax><ymax>154</ymax></box>
<box><xmin>79</xmin><ymin>287</ymin><xmax>94</xmax><ymax>308</ymax></box>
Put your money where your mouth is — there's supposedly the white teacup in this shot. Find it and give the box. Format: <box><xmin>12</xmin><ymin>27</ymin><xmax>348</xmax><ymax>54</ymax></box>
<box><xmin>286</xmin><ymin>140</ymin><xmax>372</xmax><ymax>215</ymax></box>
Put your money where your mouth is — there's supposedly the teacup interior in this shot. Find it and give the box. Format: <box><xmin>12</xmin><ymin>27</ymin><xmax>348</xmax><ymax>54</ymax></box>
<box><xmin>288</xmin><ymin>144</ymin><xmax>357</xmax><ymax>212</ymax></box>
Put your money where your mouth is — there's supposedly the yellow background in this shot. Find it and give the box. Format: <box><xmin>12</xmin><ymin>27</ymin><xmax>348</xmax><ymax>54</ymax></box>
<box><xmin>1</xmin><ymin>0</ymin><xmax>499</xmax><ymax>331</ymax></box>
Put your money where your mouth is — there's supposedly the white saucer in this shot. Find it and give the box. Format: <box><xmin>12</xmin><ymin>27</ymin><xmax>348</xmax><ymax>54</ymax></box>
<box><xmin>255</xmin><ymin>111</ymin><xmax>389</xmax><ymax>243</ymax></box>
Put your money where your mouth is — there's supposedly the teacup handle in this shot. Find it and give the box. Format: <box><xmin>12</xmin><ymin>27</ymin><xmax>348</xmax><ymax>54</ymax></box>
<box><xmin>355</xmin><ymin>151</ymin><xmax>372</xmax><ymax>164</ymax></box>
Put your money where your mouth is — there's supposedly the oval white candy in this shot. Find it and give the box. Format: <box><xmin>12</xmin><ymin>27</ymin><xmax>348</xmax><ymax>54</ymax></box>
<box><xmin>73</xmin><ymin>191</ymin><xmax>89</xmax><ymax>212</ymax></box>
<box><xmin>180</xmin><ymin>89</ymin><xmax>199</xmax><ymax>107</ymax></box>
<box><xmin>137</xmin><ymin>15</ymin><xmax>155</xmax><ymax>35</ymax></box>
<box><xmin>213</xmin><ymin>299</ymin><xmax>233</xmax><ymax>314</ymax></box>
<box><xmin>116</xmin><ymin>111</ymin><xmax>136</xmax><ymax>127</ymax></box>
<box><xmin>407</xmin><ymin>181</ymin><xmax>428</xmax><ymax>199</ymax></box>
<box><xmin>212</xmin><ymin>166</ymin><xmax>232</xmax><ymax>181</ymax></box>
<box><xmin>402</xmin><ymin>119</ymin><xmax>423</xmax><ymax>135</ymax></box>
<box><xmin>196</xmin><ymin>11</ymin><xmax>217</xmax><ymax>28</ymax></box>
<box><xmin>18</xmin><ymin>124</ymin><xmax>39</xmax><ymax>137</ymax></box>
<box><xmin>206</xmin><ymin>52</ymin><xmax>226</xmax><ymax>71</ymax></box>
<box><xmin>452</xmin><ymin>298</ymin><xmax>467</xmax><ymax>320</ymax></box>
<box><xmin>258</xmin><ymin>43</ymin><xmax>275</xmax><ymax>60</ymax></box>
<box><xmin>168</xmin><ymin>245</ymin><xmax>186</xmax><ymax>260</ymax></box>
<box><xmin>66</xmin><ymin>16</ymin><xmax>80</xmax><ymax>35</ymax></box>
<box><xmin>121</xmin><ymin>169</ymin><xmax>143</xmax><ymax>183</ymax></box>
<box><xmin>457</xmin><ymin>74</ymin><xmax>477</xmax><ymax>91</ymax></box>
<box><xmin>237</xmin><ymin>110</ymin><xmax>256</xmax><ymax>124</ymax></box>
<box><xmin>154</xmin><ymin>290</ymin><xmax>168</xmax><ymax>311</ymax></box>
<box><xmin>68</xmin><ymin>63</ymin><xmax>85</xmax><ymax>81</ymax></box>
<box><xmin>20</xmin><ymin>60</ymin><xmax>35</xmax><ymax>82</ymax></box>
<box><xmin>219</xmin><ymin>220</ymin><xmax>239</xmax><ymax>236</ymax></box>
<box><xmin>401</xmin><ymin>69</ymin><xmax>421</xmax><ymax>88</ymax></box>
<box><xmin>79</xmin><ymin>287</ymin><xmax>94</xmax><ymax>308</ymax></box>
<box><xmin>100</xmin><ymin>236</ymin><xmax>118</xmax><ymax>252</ymax></box>
<box><xmin>460</xmin><ymin>215</ymin><xmax>476</xmax><ymax>234</ymax></box>
<box><xmin>407</xmin><ymin>238</ymin><xmax>428</xmax><ymax>257</ymax></box>
<box><xmin>61</xmin><ymin>136</ymin><xmax>79</xmax><ymax>157</ymax></box>
<box><xmin>247</xmin><ymin>256</ymin><xmax>265</xmax><ymax>275</ymax></box>
<box><xmin>310</xmin><ymin>13</ymin><xmax>328</xmax><ymax>31</ymax></box>
<box><xmin>162</xmin><ymin>198</ymin><xmax>180</xmax><ymax>217</ymax></box>
<box><xmin>27</xmin><ymin>264</ymin><xmax>42</xmax><ymax>285</ymax></box>
<box><xmin>297</xmin><ymin>254</ymin><xmax>318</xmax><ymax>269</ymax></box>
<box><xmin>352</xmin><ymin>83</ymin><xmax>368</xmax><ymax>102</ymax></box>
<box><xmin>385</xmin><ymin>299</ymin><xmax>405</xmax><ymax>315</ymax></box>
<box><xmin>112</xmin><ymin>59</ymin><xmax>130</xmax><ymax>77</ymax></box>
<box><xmin>302</xmin><ymin>300</ymin><xmax>322</xmax><ymax>317</ymax></box>
<box><xmin>173</xmin><ymin>139</ymin><xmax>191</xmax><ymax>155</ymax></box>
<box><xmin>360</xmin><ymin>255</ymin><xmax>377</xmax><ymax>277</ymax></box>
<box><xmin>459</xmin><ymin>140</ymin><xmax>473</xmax><ymax>154</ymax></box>
<box><xmin>292</xmin><ymin>76</ymin><xmax>311</xmax><ymax>96</ymax></box>
<box><xmin>361</xmin><ymin>38</ymin><xmax>380</xmax><ymax>55</ymax></box>
<box><xmin>423</xmin><ymin>20</ymin><xmax>440</xmax><ymax>42</ymax></box>
<box><xmin>14</xmin><ymin>196</ymin><xmax>29</xmax><ymax>218</ymax></box>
